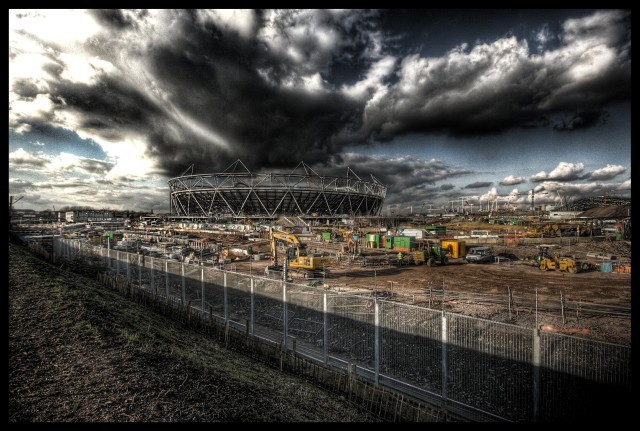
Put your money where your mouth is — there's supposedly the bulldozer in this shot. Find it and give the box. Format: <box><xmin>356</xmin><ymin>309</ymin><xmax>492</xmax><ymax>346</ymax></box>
<box><xmin>265</xmin><ymin>228</ymin><xmax>331</xmax><ymax>279</ymax></box>
<box><xmin>536</xmin><ymin>245</ymin><xmax>578</xmax><ymax>273</ymax></box>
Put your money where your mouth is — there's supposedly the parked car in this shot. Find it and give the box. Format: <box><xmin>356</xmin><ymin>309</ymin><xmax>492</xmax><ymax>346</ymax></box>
<box><xmin>465</xmin><ymin>246</ymin><xmax>494</xmax><ymax>263</ymax></box>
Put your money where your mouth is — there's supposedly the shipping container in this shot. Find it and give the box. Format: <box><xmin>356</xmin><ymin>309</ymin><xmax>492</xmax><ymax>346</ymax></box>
<box><xmin>441</xmin><ymin>239</ymin><xmax>466</xmax><ymax>258</ymax></box>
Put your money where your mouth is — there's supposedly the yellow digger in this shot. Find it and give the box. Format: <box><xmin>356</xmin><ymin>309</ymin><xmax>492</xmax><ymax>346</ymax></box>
<box><xmin>266</xmin><ymin>228</ymin><xmax>331</xmax><ymax>278</ymax></box>
<box><xmin>536</xmin><ymin>246</ymin><xmax>578</xmax><ymax>273</ymax></box>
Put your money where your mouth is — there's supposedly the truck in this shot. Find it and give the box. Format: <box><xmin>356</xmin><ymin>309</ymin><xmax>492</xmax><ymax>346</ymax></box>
<box><xmin>465</xmin><ymin>246</ymin><xmax>494</xmax><ymax>264</ymax></box>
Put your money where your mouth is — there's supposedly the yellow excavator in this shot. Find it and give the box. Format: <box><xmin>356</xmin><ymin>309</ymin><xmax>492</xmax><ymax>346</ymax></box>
<box><xmin>266</xmin><ymin>229</ymin><xmax>332</xmax><ymax>279</ymax></box>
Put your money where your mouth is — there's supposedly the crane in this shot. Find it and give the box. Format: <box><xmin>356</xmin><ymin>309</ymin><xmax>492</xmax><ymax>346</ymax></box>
<box><xmin>9</xmin><ymin>195</ymin><xmax>24</xmax><ymax>229</ymax></box>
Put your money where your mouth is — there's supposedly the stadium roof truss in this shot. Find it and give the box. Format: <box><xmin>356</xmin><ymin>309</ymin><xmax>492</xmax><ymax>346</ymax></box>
<box><xmin>168</xmin><ymin>160</ymin><xmax>387</xmax><ymax>218</ymax></box>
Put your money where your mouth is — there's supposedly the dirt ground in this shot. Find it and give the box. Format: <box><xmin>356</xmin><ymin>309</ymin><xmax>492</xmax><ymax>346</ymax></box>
<box><xmin>227</xmin><ymin>238</ymin><xmax>632</xmax><ymax>346</ymax></box>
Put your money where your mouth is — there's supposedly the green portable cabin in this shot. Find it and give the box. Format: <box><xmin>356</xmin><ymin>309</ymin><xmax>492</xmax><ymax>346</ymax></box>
<box><xmin>392</xmin><ymin>235</ymin><xmax>415</xmax><ymax>253</ymax></box>
<box><xmin>384</xmin><ymin>235</ymin><xmax>394</xmax><ymax>249</ymax></box>
<box><xmin>321</xmin><ymin>232</ymin><xmax>332</xmax><ymax>241</ymax></box>
<box><xmin>425</xmin><ymin>225</ymin><xmax>447</xmax><ymax>236</ymax></box>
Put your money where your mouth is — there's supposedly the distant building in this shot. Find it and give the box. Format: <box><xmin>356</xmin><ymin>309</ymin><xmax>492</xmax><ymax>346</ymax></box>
<box><xmin>65</xmin><ymin>210</ymin><xmax>130</xmax><ymax>225</ymax></box>
<box><xmin>548</xmin><ymin>211</ymin><xmax>582</xmax><ymax>220</ymax></box>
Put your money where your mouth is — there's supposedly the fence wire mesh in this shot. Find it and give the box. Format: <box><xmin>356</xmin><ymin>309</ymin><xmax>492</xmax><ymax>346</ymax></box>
<box><xmin>49</xmin><ymin>238</ymin><xmax>631</xmax><ymax>422</ymax></box>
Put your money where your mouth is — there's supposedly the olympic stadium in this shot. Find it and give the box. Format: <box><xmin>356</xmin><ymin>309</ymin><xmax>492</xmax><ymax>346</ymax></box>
<box><xmin>168</xmin><ymin>160</ymin><xmax>387</xmax><ymax>220</ymax></box>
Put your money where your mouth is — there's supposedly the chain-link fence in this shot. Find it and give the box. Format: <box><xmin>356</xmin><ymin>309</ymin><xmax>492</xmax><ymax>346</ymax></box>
<box><xmin>51</xmin><ymin>238</ymin><xmax>632</xmax><ymax>422</ymax></box>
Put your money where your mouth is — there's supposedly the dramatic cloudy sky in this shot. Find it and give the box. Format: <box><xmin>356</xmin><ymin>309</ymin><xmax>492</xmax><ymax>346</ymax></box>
<box><xmin>9</xmin><ymin>9</ymin><xmax>631</xmax><ymax>214</ymax></box>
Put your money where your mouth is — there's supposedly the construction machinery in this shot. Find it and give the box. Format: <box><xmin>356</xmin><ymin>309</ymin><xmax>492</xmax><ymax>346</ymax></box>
<box><xmin>465</xmin><ymin>246</ymin><xmax>494</xmax><ymax>264</ymax></box>
<box><xmin>265</xmin><ymin>229</ymin><xmax>331</xmax><ymax>279</ymax></box>
<box><xmin>536</xmin><ymin>245</ymin><xmax>578</xmax><ymax>273</ymax></box>
<box><xmin>412</xmin><ymin>239</ymin><xmax>449</xmax><ymax>266</ymax></box>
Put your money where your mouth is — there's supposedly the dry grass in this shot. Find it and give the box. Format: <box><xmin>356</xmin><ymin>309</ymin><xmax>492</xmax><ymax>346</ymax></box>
<box><xmin>8</xmin><ymin>238</ymin><xmax>382</xmax><ymax>422</ymax></box>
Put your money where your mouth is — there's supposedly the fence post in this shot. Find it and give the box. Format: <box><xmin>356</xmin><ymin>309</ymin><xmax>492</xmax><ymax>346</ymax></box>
<box><xmin>201</xmin><ymin>266</ymin><xmax>205</xmax><ymax>314</ymax></box>
<box><xmin>165</xmin><ymin>260</ymin><xmax>169</xmax><ymax>298</ymax></box>
<box><xmin>441</xmin><ymin>312</ymin><xmax>448</xmax><ymax>415</ymax></box>
<box><xmin>508</xmin><ymin>286</ymin><xmax>512</xmax><ymax>319</ymax></box>
<box><xmin>150</xmin><ymin>257</ymin><xmax>154</xmax><ymax>291</ymax></box>
<box><xmin>223</xmin><ymin>272</ymin><xmax>228</xmax><ymax>323</ymax></box>
<box><xmin>323</xmin><ymin>290</ymin><xmax>328</xmax><ymax>365</ymax></box>
<box><xmin>126</xmin><ymin>252</ymin><xmax>131</xmax><ymax>281</ymax></box>
<box><xmin>283</xmin><ymin>279</ymin><xmax>288</xmax><ymax>349</ymax></box>
<box><xmin>560</xmin><ymin>291</ymin><xmax>566</xmax><ymax>325</ymax></box>
<box><xmin>116</xmin><ymin>250</ymin><xmax>120</xmax><ymax>276</ymax></box>
<box><xmin>250</xmin><ymin>277</ymin><xmax>255</xmax><ymax>336</ymax></box>
<box><xmin>181</xmin><ymin>262</ymin><xmax>186</xmax><ymax>305</ymax></box>
<box><xmin>374</xmin><ymin>297</ymin><xmax>380</xmax><ymax>386</ymax></box>
<box><xmin>532</xmin><ymin>327</ymin><xmax>541</xmax><ymax>422</ymax></box>
<box><xmin>138</xmin><ymin>254</ymin><xmax>142</xmax><ymax>287</ymax></box>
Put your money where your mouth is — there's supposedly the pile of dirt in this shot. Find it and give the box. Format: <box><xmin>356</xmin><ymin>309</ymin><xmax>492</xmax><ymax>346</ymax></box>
<box><xmin>578</xmin><ymin>205</ymin><xmax>631</xmax><ymax>218</ymax></box>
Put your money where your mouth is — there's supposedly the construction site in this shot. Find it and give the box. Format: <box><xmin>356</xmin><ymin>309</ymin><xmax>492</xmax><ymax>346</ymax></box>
<box><xmin>9</xmin><ymin>161</ymin><xmax>632</xmax><ymax>422</ymax></box>
<box><xmin>13</xmin><ymin>161</ymin><xmax>631</xmax><ymax>346</ymax></box>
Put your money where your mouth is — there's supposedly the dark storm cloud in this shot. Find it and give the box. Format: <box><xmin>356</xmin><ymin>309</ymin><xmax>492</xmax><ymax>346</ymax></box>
<box><xmin>552</xmin><ymin>110</ymin><xmax>609</xmax><ymax>132</ymax></box>
<box><xmin>73</xmin><ymin>158</ymin><xmax>114</xmax><ymax>175</ymax></box>
<box><xmin>89</xmin><ymin>9</ymin><xmax>146</xmax><ymax>30</ymax></box>
<box><xmin>347</xmin><ymin>9</ymin><xmax>631</xmax><ymax>143</ymax></box>
<box><xmin>439</xmin><ymin>184</ymin><xmax>456</xmax><ymax>191</ymax></box>
<box><xmin>464</xmin><ymin>181</ymin><xmax>493</xmax><ymax>189</ymax></box>
<box><xmin>323</xmin><ymin>154</ymin><xmax>472</xmax><ymax>189</ymax></box>
<box><xmin>79</xmin><ymin>9</ymin><xmax>370</xmax><ymax>176</ymax></box>
<box><xmin>303</xmin><ymin>154</ymin><xmax>473</xmax><ymax>208</ymax></box>
<box><xmin>9</xmin><ymin>9</ymin><xmax>631</xmax><ymax>185</ymax></box>
<box><xmin>12</xmin><ymin>79</ymin><xmax>42</xmax><ymax>99</ymax></box>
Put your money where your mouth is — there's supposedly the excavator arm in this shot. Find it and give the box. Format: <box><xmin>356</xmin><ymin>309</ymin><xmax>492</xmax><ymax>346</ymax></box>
<box><xmin>266</xmin><ymin>228</ymin><xmax>330</xmax><ymax>278</ymax></box>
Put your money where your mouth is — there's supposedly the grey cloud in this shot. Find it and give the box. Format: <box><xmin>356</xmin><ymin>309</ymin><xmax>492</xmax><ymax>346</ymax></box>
<box><xmin>552</xmin><ymin>110</ymin><xmax>609</xmax><ymax>132</ymax></box>
<box><xmin>9</xmin><ymin>9</ymin><xmax>632</xmax><ymax>206</ymax></box>
<box><xmin>464</xmin><ymin>181</ymin><xmax>493</xmax><ymax>189</ymax></box>
<box><xmin>347</xmin><ymin>10</ymin><xmax>630</xmax><ymax>143</ymax></box>
<box><xmin>589</xmin><ymin>164</ymin><xmax>626</xmax><ymax>181</ymax></box>
<box><xmin>89</xmin><ymin>9</ymin><xmax>146</xmax><ymax>30</ymax></box>
<box><xmin>12</xmin><ymin>79</ymin><xmax>42</xmax><ymax>99</ymax></box>
<box><xmin>499</xmin><ymin>175</ymin><xmax>526</xmax><ymax>186</ymax></box>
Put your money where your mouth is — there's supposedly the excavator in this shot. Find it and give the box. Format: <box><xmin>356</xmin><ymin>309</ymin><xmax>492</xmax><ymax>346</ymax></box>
<box><xmin>265</xmin><ymin>229</ymin><xmax>332</xmax><ymax>279</ymax></box>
